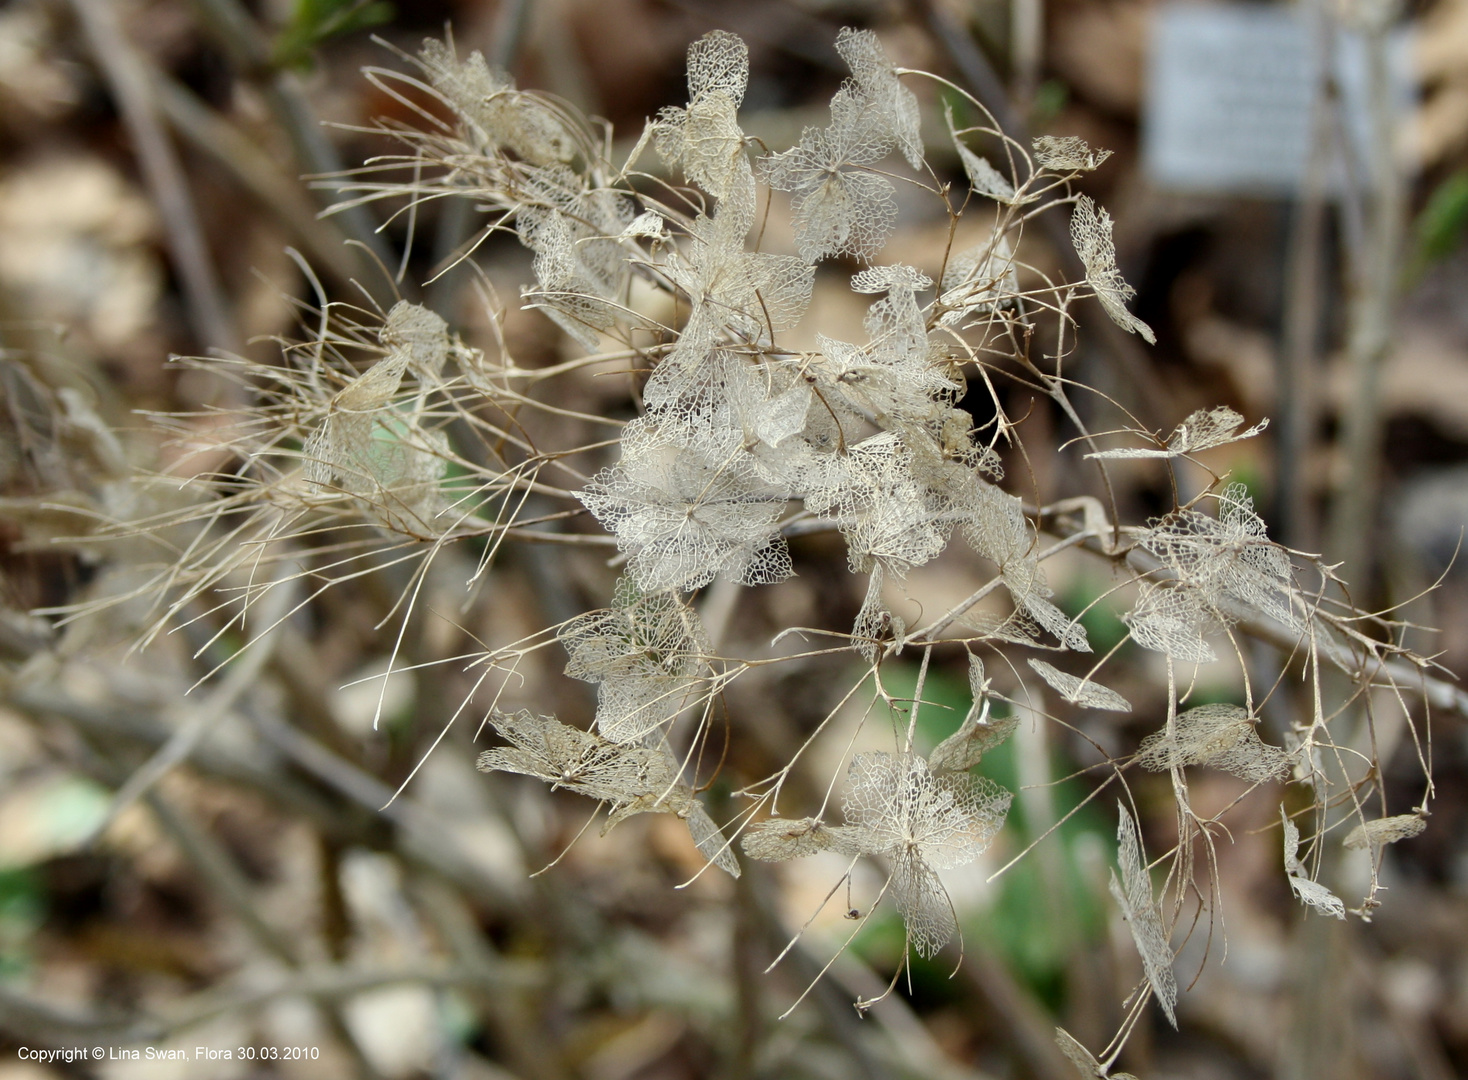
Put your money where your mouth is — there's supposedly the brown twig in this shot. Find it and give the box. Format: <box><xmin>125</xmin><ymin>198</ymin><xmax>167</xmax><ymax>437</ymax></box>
<box><xmin>6</xmin><ymin>683</ymin><xmax>525</xmax><ymax>910</ymax></box>
<box><xmin>184</xmin><ymin>0</ymin><xmax>398</xmax><ymax>273</ymax></box>
<box><xmin>0</xmin><ymin>962</ymin><xmax>538</xmax><ymax>1045</ymax></box>
<box><xmin>67</xmin><ymin>728</ymin><xmax>386</xmax><ymax>1080</ymax></box>
<box><xmin>151</xmin><ymin>71</ymin><xmax>367</xmax><ymax>289</ymax></box>
<box><xmin>70</xmin><ymin>0</ymin><xmax>240</xmax><ymax>354</ymax></box>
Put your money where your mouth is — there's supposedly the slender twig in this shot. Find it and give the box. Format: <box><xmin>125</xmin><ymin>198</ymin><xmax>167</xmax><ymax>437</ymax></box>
<box><xmin>0</xmin><ymin>963</ymin><xmax>537</xmax><ymax>1045</ymax></box>
<box><xmin>105</xmin><ymin>755</ymin><xmax>382</xmax><ymax>1078</ymax></box>
<box><xmin>1276</xmin><ymin>0</ymin><xmax>1331</xmax><ymax>551</ymax></box>
<box><xmin>1325</xmin><ymin>9</ymin><xmax>1405</xmax><ymax>591</ymax></box>
<box><xmin>913</xmin><ymin>0</ymin><xmax>1166</xmax><ymax>426</ymax></box>
<box><xmin>185</xmin><ymin>0</ymin><xmax>397</xmax><ymax>270</ymax></box>
<box><xmin>427</xmin><ymin>0</ymin><xmax>534</xmax><ymax>314</ymax></box>
<box><xmin>410</xmin><ymin>876</ymin><xmax>571</xmax><ymax>1080</ymax></box>
<box><xmin>70</xmin><ymin>0</ymin><xmax>239</xmax><ymax>354</ymax></box>
<box><xmin>7</xmin><ymin>684</ymin><xmax>526</xmax><ymax>910</ymax></box>
<box><xmin>83</xmin><ymin>575</ymin><xmax>297</xmax><ymax>843</ymax></box>
<box><xmin>151</xmin><ymin>71</ymin><xmax>366</xmax><ymax>288</ymax></box>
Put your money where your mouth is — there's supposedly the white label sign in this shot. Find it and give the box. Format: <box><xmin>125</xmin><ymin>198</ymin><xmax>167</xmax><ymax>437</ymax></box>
<box><xmin>1143</xmin><ymin>2</ymin><xmax>1413</xmax><ymax>195</ymax></box>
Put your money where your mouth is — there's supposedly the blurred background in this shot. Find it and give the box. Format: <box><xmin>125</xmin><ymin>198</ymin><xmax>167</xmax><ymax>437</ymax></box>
<box><xmin>1</xmin><ymin>0</ymin><xmax>1467</xmax><ymax>1077</ymax></box>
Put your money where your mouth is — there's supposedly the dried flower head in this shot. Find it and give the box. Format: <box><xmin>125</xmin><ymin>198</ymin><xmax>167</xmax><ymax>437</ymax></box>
<box><xmin>55</xmin><ymin>22</ymin><xmax>1438</xmax><ymax>1061</ymax></box>
<box><xmin>655</xmin><ymin>30</ymin><xmax>751</xmax><ymax>199</ymax></box>
<box><xmin>841</xmin><ymin>752</ymin><xmax>1011</xmax><ymax>957</ymax></box>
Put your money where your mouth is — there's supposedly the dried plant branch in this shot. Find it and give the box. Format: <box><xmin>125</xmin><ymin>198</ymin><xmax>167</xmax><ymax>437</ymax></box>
<box><xmin>30</xmin><ymin>24</ymin><xmax>1444</xmax><ymax>1066</ymax></box>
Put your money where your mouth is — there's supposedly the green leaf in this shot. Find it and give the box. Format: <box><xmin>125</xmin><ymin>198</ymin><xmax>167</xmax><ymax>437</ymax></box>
<box><xmin>1409</xmin><ymin>169</ymin><xmax>1468</xmax><ymax>281</ymax></box>
<box><xmin>1030</xmin><ymin>79</ymin><xmax>1068</xmax><ymax>128</ymax></box>
<box><xmin>0</xmin><ymin>866</ymin><xmax>43</xmax><ymax>978</ymax></box>
<box><xmin>273</xmin><ymin>0</ymin><xmax>395</xmax><ymax>70</ymax></box>
<box><xmin>0</xmin><ymin>776</ymin><xmax>111</xmax><ymax>869</ymax></box>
